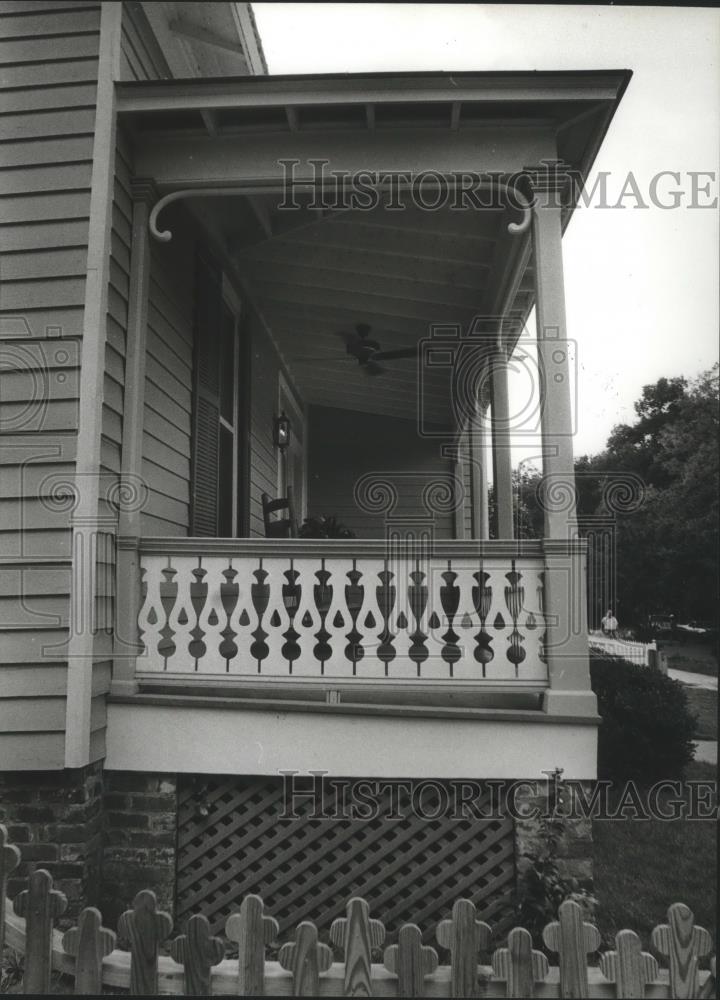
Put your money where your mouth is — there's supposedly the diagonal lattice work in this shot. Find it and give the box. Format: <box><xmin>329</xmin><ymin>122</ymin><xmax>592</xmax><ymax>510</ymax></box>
<box><xmin>176</xmin><ymin>775</ymin><xmax>517</xmax><ymax>943</ymax></box>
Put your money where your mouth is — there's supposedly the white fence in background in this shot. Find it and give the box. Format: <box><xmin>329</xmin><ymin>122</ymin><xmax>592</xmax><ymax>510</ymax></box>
<box><xmin>589</xmin><ymin>631</ymin><xmax>657</xmax><ymax>667</ymax></box>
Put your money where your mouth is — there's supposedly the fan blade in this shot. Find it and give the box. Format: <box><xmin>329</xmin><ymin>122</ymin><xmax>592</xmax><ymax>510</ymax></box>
<box><xmin>291</xmin><ymin>356</ymin><xmax>351</xmax><ymax>363</ymax></box>
<box><xmin>336</xmin><ymin>324</ymin><xmax>386</xmax><ymax>360</ymax></box>
<box><xmin>372</xmin><ymin>348</ymin><xmax>417</xmax><ymax>361</ymax></box>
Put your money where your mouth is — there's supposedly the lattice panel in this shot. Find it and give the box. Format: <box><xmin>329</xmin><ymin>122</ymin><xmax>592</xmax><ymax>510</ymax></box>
<box><xmin>176</xmin><ymin>776</ymin><xmax>516</xmax><ymax>943</ymax></box>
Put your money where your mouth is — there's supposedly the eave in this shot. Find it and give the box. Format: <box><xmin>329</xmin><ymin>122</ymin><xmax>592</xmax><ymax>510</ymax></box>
<box><xmin>116</xmin><ymin>68</ymin><xmax>631</xmax><ymax>113</ymax></box>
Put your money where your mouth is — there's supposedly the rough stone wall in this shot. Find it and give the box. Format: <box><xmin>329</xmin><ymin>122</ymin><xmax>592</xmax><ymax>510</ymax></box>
<box><xmin>2</xmin><ymin>768</ymin><xmax>590</xmax><ymax>935</ymax></box>
<box><xmin>513</xmin><ymin>779</ymin><xmax>595</xmax><ymax>905</ymax></box>
<box><xmin>0</xmin><ymin>763</ymin><xmax>104</xmax><ymax>927</ymax></box>
<box><xmin>101</xmin><ymin>771</ymin><xmax>178</xmax><ymax>928</ymax></box>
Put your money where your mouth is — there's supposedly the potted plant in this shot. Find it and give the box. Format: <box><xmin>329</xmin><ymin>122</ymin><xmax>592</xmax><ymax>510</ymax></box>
<box><xmin>298</xmin><ymin>514</ymin><xmax>356</xmax><ymax>539</ymax></box>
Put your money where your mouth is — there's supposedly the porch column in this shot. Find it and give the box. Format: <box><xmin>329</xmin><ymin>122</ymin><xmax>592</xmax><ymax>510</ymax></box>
<box><xmin>470</xmin><ymin>399</ymin><xmax>490</xmax><ymax>540</ymax></box>
<box><xmin>531</xmin><ymin>170</ymin><xmax>596</xmax><ymax>717</ymax></box>
<box><xmin>490</xmin><ymin>343</ymin><xmax>514</xmax><ymax>538</ymax></box>
<box><xmin>111</xmin><ymin>179</ymin><xmax>156</xmax><ymax>696</ymax></box>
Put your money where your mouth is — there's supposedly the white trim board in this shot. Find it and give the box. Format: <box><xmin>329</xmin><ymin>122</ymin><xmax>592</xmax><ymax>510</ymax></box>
<box><xmin>105</xmin><ymin>702</ymin><xmax>597</xmax><ymax>779</ymax></box>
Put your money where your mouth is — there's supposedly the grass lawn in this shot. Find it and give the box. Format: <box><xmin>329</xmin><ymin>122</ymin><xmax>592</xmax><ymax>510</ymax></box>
<box><xmin>685</xmin><ymin>686</ymin><xmax>719</xmax><ymax>740</ymax></box>
<box><xmin>593</xmin><ymin>760</ymin><xmax>717</xmax><ymax>952</ymax></box>
<box><xmin>661</xmin><ymin>641</ymin><xmax>719</xmax><ymax>678</ymax></box>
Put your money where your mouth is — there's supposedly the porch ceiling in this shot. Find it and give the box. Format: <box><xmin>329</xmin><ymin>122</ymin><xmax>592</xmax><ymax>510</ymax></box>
<box><xmin>122</xmin><ymin>70</ymin><xmax>631</xmax><ymax>423</ymax></box>
<box><xmin>210</xmin><ymin>197</ymin><xmax>512</xmax><ymax>424</ymax></box>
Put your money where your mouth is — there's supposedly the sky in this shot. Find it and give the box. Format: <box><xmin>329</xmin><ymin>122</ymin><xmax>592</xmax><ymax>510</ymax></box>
<box><xmin>252</xmin><ymin>4</ymin><xmax>719</xmax><ymax>461</ymax></box>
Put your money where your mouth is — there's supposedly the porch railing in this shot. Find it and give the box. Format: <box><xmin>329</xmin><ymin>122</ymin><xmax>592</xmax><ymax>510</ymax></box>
<box><xmin>134</xmin><ymin>539</ymin><xmax>550</xmax><ymax>686</ymax></box>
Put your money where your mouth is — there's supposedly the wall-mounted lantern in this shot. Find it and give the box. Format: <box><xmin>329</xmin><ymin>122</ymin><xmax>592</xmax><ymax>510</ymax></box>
<box><xmin>274</xmin><ymin>411</ymin><xmax>291</xmax><ymax>450</ymax></box>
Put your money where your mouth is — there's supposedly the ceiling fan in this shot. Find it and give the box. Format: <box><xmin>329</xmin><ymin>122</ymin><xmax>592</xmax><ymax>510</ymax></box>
<box><xmin>292</xmin><ymin>323</ymin><xmax>417</xmax><ymax>377</ymax></box>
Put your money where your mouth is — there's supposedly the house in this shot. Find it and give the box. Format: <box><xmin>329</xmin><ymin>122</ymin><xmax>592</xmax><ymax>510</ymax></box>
<box><xmin>0</xmin><ymin>1</ymin><xmax>631</xmax><ymax>937</ymax></box>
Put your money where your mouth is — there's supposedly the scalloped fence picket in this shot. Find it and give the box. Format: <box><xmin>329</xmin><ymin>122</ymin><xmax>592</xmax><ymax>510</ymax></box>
<box><xmin>0</xmin><ymin>825</ymin><xmax>715</xmax><ymax>998</ymax></box>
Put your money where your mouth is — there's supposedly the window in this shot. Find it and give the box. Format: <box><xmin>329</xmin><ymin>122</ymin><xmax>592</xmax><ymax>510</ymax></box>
<box><xmin>191</xmin><ymin>252</ymin><xmax>247</xmax><ymax>537</ymax></box>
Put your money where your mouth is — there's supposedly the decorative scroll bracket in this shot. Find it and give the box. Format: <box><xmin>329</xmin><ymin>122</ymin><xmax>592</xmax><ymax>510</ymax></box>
<box><xmin>147</xmin><ymin>178</ymin><xmax>534</xmax><ymax>243</ymax></box>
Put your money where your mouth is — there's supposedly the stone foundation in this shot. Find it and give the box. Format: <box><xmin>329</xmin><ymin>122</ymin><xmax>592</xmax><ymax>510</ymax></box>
<box><xmin>513</xmin><ymin>779</ymin><xmax>595</xmax><ymax>907</ymax></box>
<box><xmin>0</xmin><ymin>766</ymin><xmax>179</xmax><ymax>930</ymax></box>
<box><xmin>0</xmin><ymin>763</ymin><xmax>104</xmax><ymax>927</ymax></box>
<box><xmin>101</xmin><ymin>771</ymin><xmax>178</xmax><ymax>928</ymax></box>
<box><xmin>2</xmin><ymin>767</ymin><xmax>594</xmax><ymax>933</ymax></box>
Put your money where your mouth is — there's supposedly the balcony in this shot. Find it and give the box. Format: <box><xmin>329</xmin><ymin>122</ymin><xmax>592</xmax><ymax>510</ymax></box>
<box><xmin>106</xmin><ymin>534</ymin><xmax>596</xmax><ymax>778</ymax></box>
<box><xmin>131</xmin><ymin>537</ymin><xmax>557</xmax><ymax>701</ymax></box>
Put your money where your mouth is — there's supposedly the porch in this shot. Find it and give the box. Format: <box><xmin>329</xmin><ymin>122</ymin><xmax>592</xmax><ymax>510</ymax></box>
<box><xmin>95</xmin><ymin>70</ymin><xmax>632</xmax><ymax>778</ymax></box>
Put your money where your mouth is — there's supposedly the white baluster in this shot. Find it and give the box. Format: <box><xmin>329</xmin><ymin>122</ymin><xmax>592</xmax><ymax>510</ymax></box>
<box><xmin>459</xmin><ymin>562</ymin><xmax>483</xmax><ymax>679</ymax></box>
<box><xmin>411</xmin><ymin>557</ymin><xmax>432</xmax><ymax>680</ymax></box>
<box><xmin>434</xmin><ymin>563</ymin><xmax>475</xmax><ymax>681</ymax></box>
<box><xmin>387</xmin><ymin>555</ymin><xmax>414</xmax><ymax>679</ymax></box>
<box><xmin>487</xmin><ymin>561</ymin><xmax>515</xmax><ymax>681</ymax></box>
<box><xmin>422</xmin><ymin>559</ymin><xmax>445</xmax><ymax>679</ymax></box>
<box><xmin>260</xmin><ymin>558</ymin><xmax>289</xmax><ymax>676</ymax></box>
<box><xmin>291</xmin><ymin>557</ymin><xmax>321</xmax><ymax>678</ymax></box>
<box><xmin>354</xmin><ymin>556</ymin><xmax>386</xmax><ymax>679</ymax></box>
<box><xmin>196</xmin><ymin>557</ymin><xmax>230</xmax><ymax>674</ymax></box>
<box><xmin>166</xmin><ymin>555</ymin><xmax>199</xmax><ymax>672</ymax></box>
<box><xmin>137</xmin><ymin>554</ymin><xmax>166</xmax><ymax>672</ymax></box>
<box><xmin>519</xmin><ymin>561</ymin><xmax>548</xmax><ymax>682</ymax></box>
<box><xmin>227</xmin><ymin>556</ymin><xmax>258</xmax><ymax>676</ymax></box>
<box><xmin>320</xmin><ymin>557</ymin><xmax>354</xmax><ymax>679</ymax></box>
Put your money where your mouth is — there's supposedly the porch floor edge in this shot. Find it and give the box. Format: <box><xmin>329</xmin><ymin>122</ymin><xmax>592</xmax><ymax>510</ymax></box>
<box><xmin>107</xmin><ymin>691</ymin><xmax>600</xmax><ymax>725</ymax></box>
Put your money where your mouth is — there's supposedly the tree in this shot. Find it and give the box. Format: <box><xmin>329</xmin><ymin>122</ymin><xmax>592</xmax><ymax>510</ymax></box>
<box><xmin>576</xmin><ymin>366</ymin><xmax>719</xmax><ymax>625</ymax></box>
<box><xmin>487</xmin><ymin>463</ymin><xmax>544</xmax><ymax>539</ymax></box>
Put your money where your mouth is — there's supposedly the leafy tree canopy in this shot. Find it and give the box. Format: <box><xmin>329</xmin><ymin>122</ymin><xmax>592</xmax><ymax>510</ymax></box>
<box><xmin>577</xmin><ymin>365</ymin><xmax>719</xmax><ymax>624</ymax></box>
<box><xmin>498</xmin><ymin>366</ymin><xmax>718</xmax><ymax>625</ymax></box>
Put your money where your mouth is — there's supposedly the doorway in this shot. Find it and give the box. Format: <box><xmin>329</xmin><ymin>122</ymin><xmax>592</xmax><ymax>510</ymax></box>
<box><xmin>277</xmin><ymin>372</ymin><xmax>306</xmax><ymax>522</ymax></box>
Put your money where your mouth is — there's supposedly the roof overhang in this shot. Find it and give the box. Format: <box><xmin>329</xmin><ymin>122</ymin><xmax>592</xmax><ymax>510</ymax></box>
<box><xmin>139</xmin><ymin>2</ymin><xmax>267</xmax><ymax>78</ymax></box>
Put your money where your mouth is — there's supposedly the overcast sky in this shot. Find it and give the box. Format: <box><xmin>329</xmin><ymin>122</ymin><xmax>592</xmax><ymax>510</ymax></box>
<box><xmin>253</xmin><ymin>4</ymin><xmax>719</xmax><ymax>460</ymax></box>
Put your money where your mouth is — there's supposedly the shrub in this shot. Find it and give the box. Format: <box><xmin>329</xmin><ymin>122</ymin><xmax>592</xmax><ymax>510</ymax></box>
<box><xmin>590</xmin><ymin>655</ymin><xmax>697</xmax><ymax>784</ymax></box>
<box><xmin>516</xmin><ymin>811</ymin><xmax>598</xmax><ymax>949</ymax></box>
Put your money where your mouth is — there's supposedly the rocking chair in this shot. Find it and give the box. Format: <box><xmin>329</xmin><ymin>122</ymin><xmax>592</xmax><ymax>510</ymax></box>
<box><xmin>261</xmin><ymin>485</ymin><xmax>297</xmax><ymax>538</ymax></box>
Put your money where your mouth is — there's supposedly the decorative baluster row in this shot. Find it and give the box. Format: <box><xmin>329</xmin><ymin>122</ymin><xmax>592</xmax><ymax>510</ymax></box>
<box><xmin>137</xmin><ymin>553</ymin><xmax>548</xmax><ymax>682</ymax></box>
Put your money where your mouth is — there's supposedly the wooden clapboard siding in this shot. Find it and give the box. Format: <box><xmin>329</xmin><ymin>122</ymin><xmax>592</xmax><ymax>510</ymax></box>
<box><xmin>463</xmin><ymin>452</ymin><xmax>473</xmax><ymax>537</ymax></box>
<box><xmin>0</xmin><ymin>595</ymin><xmax>70</xmax><ymax>628</ymax></box>
<box><xmin>0</xmin><ymin>733</ymin><xmax>66</xmax><ymax>770</ymax></box>
<box><xmin>456</xmin><ymin>425</ymin><xmax>474</xmax><ymax>540</ymax></box>
<box><xmin>140</xmin><ymin>207</ymin><xmax>195</xmax><ymax>536</ymax></box>
<box><xmin>0</xmin><ymin>1</ymin><xmax>101</xmax><ymax>771</ymax></box>
<box><xmin>119</xmin><ymin>0</ymin><xmax>170</xmax><ymax>82</ymax></box>
<box><xmin>0</xmin><ymin>434</ymin><xmax>76</xmax><ymax>561</ymax></box>
<box><xmin>0</xmin><ymin>663</ymin><xmax>67</xmax><ymax>696</ymax></box>
<box><xmin>307</xmin><ymin>405</ymin><xmax>456</xmax><ymax>539</ymax></box>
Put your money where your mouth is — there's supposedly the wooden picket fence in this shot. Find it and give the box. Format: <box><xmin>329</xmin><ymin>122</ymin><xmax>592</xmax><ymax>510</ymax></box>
<box><xmin>589</xmin><ymin>632</ymin><xmax>657</xmax><ymax>667</ymax></box>
<box><xmin>1</xmin><ymin>827</ymin><xmax>716</xmax><ymax>997</ymax></box>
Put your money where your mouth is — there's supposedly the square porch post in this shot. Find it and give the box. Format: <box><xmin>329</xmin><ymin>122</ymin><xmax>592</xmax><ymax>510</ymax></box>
<box><xmin>470</xmin><ymin>399</ymin><xmax>490</xmax><ymax>540</ymax></box>
<box><xmin>490</xmin><ymin>343</ymin><xmax>514</xmax><ymax>539</ymax></box>
<box><xmin>111</xmin><ymin>180</ymin><xmax>156</xmax><ymax>696</ymax></box>
<box><xmin>531</xmin><ymin>170</ymin><xmax>596</xmax><ymax>717</ymax></box>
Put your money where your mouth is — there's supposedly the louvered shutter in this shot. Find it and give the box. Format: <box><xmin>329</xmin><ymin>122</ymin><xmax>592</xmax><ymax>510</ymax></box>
<box><xmin>190</xmin><ymin>251</ymin><xmax>222</xmax><ymax>536</ymax></box>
